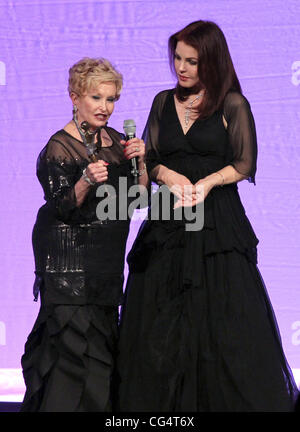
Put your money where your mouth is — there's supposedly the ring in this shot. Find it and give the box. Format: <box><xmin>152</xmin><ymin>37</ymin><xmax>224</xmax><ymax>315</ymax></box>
<box><xmin>135</xmin><ymin>147</ymin><xmax>139</xmax><ymax>152</ymax></box>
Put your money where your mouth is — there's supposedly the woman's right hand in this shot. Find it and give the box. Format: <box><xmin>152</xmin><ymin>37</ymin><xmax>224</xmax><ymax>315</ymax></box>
<box><xmin>75</xmin><ymin>160</ymin><xmax>109</xmax><ymax>207</ymax></box>
<box><xmin>85</xmin><ymin>160</ymin><xmax>109</xmax><ymax>184</ymax></box>
<box><xmin>161</xmin><ymin>168</ymin><xmax>194</xmax><ymax>204</ymax></box>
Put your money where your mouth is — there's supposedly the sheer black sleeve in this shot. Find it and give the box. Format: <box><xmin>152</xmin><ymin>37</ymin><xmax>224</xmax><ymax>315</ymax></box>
<box><xmin>37</xmin><ymin>137</ymin><xmax>79</xmax><ymax>222</ymax></box>
<box><xmin>223</xmin><ymin>92</ymin><xmax>257</xmax><ymax>184</ymax></box>
<box><xmin>142</xmin><ymin>90</ymin><xmax>169</xmax><ymax>181</ymax></box>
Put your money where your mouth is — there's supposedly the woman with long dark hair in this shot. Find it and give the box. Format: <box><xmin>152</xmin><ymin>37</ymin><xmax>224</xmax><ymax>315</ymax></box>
<box><xmin>116</xmin><ymin>21</ymin><xmax>298</xmax><ymax>412</ymax></box>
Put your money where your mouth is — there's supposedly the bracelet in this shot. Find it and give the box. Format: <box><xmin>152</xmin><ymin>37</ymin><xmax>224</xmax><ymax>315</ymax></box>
<box><xmin>82</xmin><ymin>168</ymin><xmax>95</xmax><ymax>186</ymax></box>
<box><xmin>216</xmin><ymin>171</ymin><xmax>225</xmax><ymax>187</ymax></box>
<box><xmin>138</xmin><ymin>162</ymin><xmax>147</xmax><ymax>176</ymax></box>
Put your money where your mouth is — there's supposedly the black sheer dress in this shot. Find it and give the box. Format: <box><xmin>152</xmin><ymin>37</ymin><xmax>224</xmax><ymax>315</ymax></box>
<box><xmin>21</xmin><ymin>127</ymin><xmax>134</xmax><ymax>412</ymax></box>
<box><xmin>117</xmin><ymin>90</ymin><xmax>298</xmax><ymax>412</ymax></box>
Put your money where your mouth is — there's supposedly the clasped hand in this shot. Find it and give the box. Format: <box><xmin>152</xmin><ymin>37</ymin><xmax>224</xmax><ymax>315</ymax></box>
<box><xmin>85</xmin><ymin>160</ymin><xmax>109</xmax><ymax>183</ymax></box>
<box><xmin>84</xmin><ymin>137</ymin><xmax>145</xmax><ymax>184</ymax></box>
<box><xmin>165</xmin><ymin>170</ymin><xmax>214</xmax><ymax>209</ymax></box>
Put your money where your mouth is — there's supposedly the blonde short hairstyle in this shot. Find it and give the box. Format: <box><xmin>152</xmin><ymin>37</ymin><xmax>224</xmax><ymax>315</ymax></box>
<box><xmin>68</xmin><ymin>57</ymin><xmax>123</xmax><ymax>100</ymax></box>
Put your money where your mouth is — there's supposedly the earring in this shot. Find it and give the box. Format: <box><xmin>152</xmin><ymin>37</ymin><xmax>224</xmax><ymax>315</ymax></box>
<box><xmin>72</xmin><ymin>105</ymin><xmax>78</xmax><ymax>123</ymax></box>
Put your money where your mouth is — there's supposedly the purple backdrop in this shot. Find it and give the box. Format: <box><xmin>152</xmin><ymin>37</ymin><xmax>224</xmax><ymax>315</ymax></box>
<box><xmin>0</xmin><ymin>0</ymin><xmax>300</xmax><ymax>401</ymax></box>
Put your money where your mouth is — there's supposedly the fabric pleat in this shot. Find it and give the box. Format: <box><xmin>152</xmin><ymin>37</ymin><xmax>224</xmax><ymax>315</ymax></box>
<box><xmin>21</xmin><ymin>304</ymin><xmax>118</xmax><ymax>412</ymax></box>
<box><xmin>116</xmin><ymin>89</ymin><xmax>298</xmax><ymax>411</ymax></box>
<box><xmin>117</xmin><ymin>230</ymin><xmax>298</xmax><ymax>411</ymax></box>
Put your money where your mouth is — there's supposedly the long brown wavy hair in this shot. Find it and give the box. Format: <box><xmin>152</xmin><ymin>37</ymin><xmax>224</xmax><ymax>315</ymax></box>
<box><xmin>168</xmin><ymin>20</ymin><xmax>242</xmax><ymax>118</ymax></box>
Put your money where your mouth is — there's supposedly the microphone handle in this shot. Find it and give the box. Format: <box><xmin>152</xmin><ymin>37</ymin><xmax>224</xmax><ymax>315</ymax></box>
<box><xmin>126</xmin><ymin>133</ymin><xmax>139</xmax><ymax>184</ymax></box>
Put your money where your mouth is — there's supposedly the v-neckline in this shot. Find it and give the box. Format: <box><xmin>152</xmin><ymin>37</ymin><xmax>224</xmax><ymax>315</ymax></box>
<box><xmin>61</xmin><ymin>127</ymin><xmax>114</xmax><ymax>148</ymax></box>
<box><xmin>172</xmin><ymin>93</ymin><xmax>199</xmax><ymax>137</ymax></box>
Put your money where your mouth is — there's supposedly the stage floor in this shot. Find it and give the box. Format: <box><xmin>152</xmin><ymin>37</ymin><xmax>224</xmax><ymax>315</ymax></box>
<box><xmin>1</xmin><ymin>368</ymin><xmax>300</xmax><ymax>407</ymax></box>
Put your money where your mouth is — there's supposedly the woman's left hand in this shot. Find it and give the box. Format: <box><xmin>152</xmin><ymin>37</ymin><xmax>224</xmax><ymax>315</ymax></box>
<box><xmin>173</xmin><ymin>176</ymin><xmax>215</xmax><ymax>209</ymax></box>
<box><xmin>121</xmin><ymin>137</ymin><xmax>145</xmax><ymax>162</ymax></box>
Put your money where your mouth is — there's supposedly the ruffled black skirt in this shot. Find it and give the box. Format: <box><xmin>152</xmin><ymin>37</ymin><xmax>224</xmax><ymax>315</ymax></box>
<box><xmin>116</xmin><ymin>189</ymin><xmax>299</xmax><ymax>412</ymax></box>
<box><xmin>21</xmin><ymin>302</ymin><xmax>118</xmax><ymax>412</ymax></box>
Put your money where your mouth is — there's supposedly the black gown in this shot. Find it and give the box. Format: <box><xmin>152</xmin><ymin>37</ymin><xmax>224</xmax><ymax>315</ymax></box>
<box><xmin>21</xmin><ymin>127</ymin><xmax>134</xmax><ymax>412</ymax></box>
<box><xmin>117</xmin><ymin>90</ymin><xmax>298</xmax><ymax>412</ymax></box>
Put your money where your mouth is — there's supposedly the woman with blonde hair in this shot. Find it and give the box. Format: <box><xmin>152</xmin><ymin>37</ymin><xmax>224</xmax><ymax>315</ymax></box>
<box><xmin>21</xmin><ymin>57</ymin><xmax>147</xmax><ymax>412</ymax></box>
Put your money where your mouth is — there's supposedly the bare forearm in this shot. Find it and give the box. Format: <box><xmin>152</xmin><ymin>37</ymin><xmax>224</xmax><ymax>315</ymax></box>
<box><xmin>150</xmin><ymin>164</ymin><xmax>173</xmax><ymax>185</ymax></box>
<box><xmin>201</xmin><ymin>165</ymin><xmax>247</xmax><ymax>188</ymax></box>
<box><xmin>138</xmin><ymin>160</ymin><xmax>149</xmax><ymax>189</ymax></box>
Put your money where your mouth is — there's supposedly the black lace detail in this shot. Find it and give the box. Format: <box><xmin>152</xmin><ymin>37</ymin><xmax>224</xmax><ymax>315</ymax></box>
<box><xmin>32</xmin><ymin>128</ymin><xmax>133</xmax><ymax>304</ymax></box>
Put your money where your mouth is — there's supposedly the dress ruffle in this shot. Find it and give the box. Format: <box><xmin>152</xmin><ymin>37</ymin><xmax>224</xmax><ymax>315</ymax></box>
<box><xmin>128</xmin><ymin>182</ymin><xmax>258</xmax><ymax>278</ymax></box>
<box><xmin>117</xmin><ymin>91</ymin><xmax>299</xmax><ymax>412</ymax></box>
<box><xmin>21</xmin><ymin>303</ymin><xmax>118</xmax><ymax>412</ymax></box>
<box><xmin>119</xmin><ymin>242</ymin><xmax>298</xmax><ymax>411</ymax></box>
<box><xmin>118</xmin><ymin>184</ymin><xmax>298</xmax><ymax>412</ymax></box>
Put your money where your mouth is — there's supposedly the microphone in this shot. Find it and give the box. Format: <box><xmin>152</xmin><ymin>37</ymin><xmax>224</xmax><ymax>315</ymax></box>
<box><xmin>123</xmin><ymin>119</ymin><xmax>139</xmax><ymax>184</ymax></box>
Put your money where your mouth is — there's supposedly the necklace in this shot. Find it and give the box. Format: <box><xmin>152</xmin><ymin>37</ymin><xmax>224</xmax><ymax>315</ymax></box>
<box><xmin>184</xmin><ymin>91</ymin><xmax>204</xmax><ymax>129</ymax></box>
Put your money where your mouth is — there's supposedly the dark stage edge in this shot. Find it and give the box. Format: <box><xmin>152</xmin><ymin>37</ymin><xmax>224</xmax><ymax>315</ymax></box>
<box><xmin>0</xmin><ymin>402</ymin><xmax>21</xmax><ymax>412</ymax></box>
<box><xmin>0</xmin><ymin>398</ymin><xmax>299</xmax><ymax>413</ymax></box>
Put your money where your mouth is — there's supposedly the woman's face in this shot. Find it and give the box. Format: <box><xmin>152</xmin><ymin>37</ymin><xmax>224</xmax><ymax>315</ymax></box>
<box><xmin>174</xmin><ymin>40</ymin><xmax>199</xmax><ymax>88</ymax></box>
<box><xmin>71</xmin><ymin>81</ymin><xmax>117</xmax><ymax>130</ymax></box>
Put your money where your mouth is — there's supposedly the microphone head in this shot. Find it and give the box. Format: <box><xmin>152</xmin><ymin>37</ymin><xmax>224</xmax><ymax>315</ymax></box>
<box><xmin>123</xmin><ymin>119</ymin><xmax>136</xmax><ymax>137</ymax></box>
